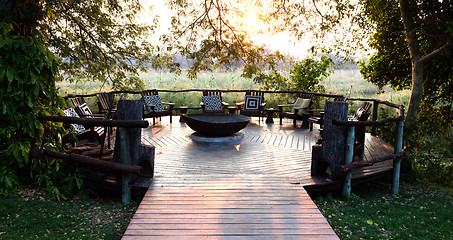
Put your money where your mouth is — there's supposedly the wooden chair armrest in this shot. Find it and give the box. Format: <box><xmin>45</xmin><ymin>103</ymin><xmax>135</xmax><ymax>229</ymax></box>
<box><xmin>81</xmin><ymin>113</ymin><xmax>104</xmax><ymax>118</ymax></box>
<box><xmin>308</xmin><ymin>109</ymin><xmax>324</xmax><ymax>113</ymax></box>
<box><xmin>222</xmin><ymin>102</ymin><xmax>229</xmax><ymax>106</ymax></box>
<box><xmin>162</xmin><ymin>102</ymin><xmax>175</xmax><ymax>106</ymax></box>
<box><xmin>278</xmin><ymin>104</ymin><xmax>294</xmax><ymax>112</ymax></box>
<box><xmin>236</xmin><ymin>102</ymin><xmax>245</xmax><ymax>106</ymax></box>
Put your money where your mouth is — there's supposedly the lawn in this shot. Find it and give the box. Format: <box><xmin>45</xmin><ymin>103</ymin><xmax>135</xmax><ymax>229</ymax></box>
<box><xmin>0</xmin><ymin>189</ymin><xmax>139</xmax><ymax>240</ymax></box>
<box><xmin>312</xmin><ymin>177</ymin><xmax>453</xmax><ymax>239</ymax></box>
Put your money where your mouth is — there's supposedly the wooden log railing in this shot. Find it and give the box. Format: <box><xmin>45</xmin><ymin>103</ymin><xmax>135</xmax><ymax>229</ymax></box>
<box><xmin>63</xmin><ymin>89</ymin><xmax>344</xmax><ymax>99</ymax></box>
<box><xmin>333</xmin><ymin>105</ymin><xmax>405</xmax><ymax>197</ymax></box>
<box><xmin>34</xmin><ymin>113</ymin><xmax>150</xmax><ymax>203</ymax></box>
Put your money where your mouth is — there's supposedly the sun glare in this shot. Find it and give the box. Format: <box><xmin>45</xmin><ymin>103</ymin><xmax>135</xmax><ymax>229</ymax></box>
<box><xmin>242</xmin><ymin>8</ymin><xmax>262</xmax><ymax>33</ymax></box>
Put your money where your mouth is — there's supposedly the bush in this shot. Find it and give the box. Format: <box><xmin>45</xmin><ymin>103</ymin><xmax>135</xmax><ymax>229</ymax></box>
<box><xmin>413</xmin><ymin>130</ymin><xmax>453</xmax><ymax>187</ymax></box>
<box><xmin>0</xmin><ymin>21</ymin><xmax>75</xmax><ymax>199</ymax></box>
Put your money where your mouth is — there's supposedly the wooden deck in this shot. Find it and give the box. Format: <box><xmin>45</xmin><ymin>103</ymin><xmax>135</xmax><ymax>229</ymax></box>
<box><xmin>122</xmin><ymin>116</ymin><xmax>394</xmax><ymax>239</ymax></box>
<box><xmin>123</xmin><ymin>175</ymin><xmax>338</xmax><ymax>239</ymax></box>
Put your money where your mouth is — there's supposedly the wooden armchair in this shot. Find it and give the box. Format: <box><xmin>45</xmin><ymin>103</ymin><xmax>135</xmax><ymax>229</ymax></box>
<box><xmin>278</xmin><ymin>93</ymin><xmax>314</xmax><ymax>128</ymax></box>
<box><xmin>70</xmin><ymin>97</ymin><xmax>104</xmax><ymax>118</ymax></box>
<box><xmin>236</xmin><ymin>90</ymin><xmax>266</xmax><ymax>121</ymax></box>
<box><xmin>308</xmin><ymin>96</ymin><xmax>347</xmax><ymax>131</ymax></box>
<box><xmin>96</xmin><ymin>92</ymin><xmax>116</xmax><ymax>119</ymax></box>
<box><xmin>350</xmin><ymin>102</ymin><xmax>372</xmax><ymax>155</ymax></box>
<box><xmin>141</xmin><ymin>89</ymin><xmax>175</xmax><ymax>125</ymax></box>
<box><xmin>200</xmin><ymin>90</ymin><xmax>228</xmax><ymax>114</ymax></box>
<box><xmin>61</xmin><ymin>108</ymin><xmax>104</xmax><ymax>144</ymax></box>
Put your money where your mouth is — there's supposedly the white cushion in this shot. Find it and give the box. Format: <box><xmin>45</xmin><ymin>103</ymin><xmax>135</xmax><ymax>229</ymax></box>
<box><xmin>291</xmin><ymin>98</ymin><xmax>311</xmax><ymax>114</ymax></box>
<box><xmin>62</xmin><ymin>108</ymin><xmax>85</xmax><ymax>133</ymax></box>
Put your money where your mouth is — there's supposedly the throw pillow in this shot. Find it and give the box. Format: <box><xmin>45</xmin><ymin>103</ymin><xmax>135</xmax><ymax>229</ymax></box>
<box><xmin>291</xmin><ymin>98</ymin><xmax>311</xmax><ymax>115</ymax></box>
<box><xmin>352</xmin><ymin>107</ymin><xmax>365</xmax><ymax>121</ymax></box>
<box><xmin>75</xmin><ymin>103</ymin><xmax>93</xmax><ymax>117</ymax></box>
<box><xmin>244</xmin><ymin>95</ymin><xmax>262</xmax><ymax>110</ymax></box>
<box><xmin>143</xmin><ymin>95</ymin><xmax>164</xmax><ymax>112</ymax></box>
<box><xmin>202</xmin><ymin>95</ymin><xmax>223</xmax><ymax>111</ymax></box>
<box><xmin>291</xmin><ymin>98</ymin><xmax>304</xmax><ymax>113</ymax></box>
<box><xmin>62</xmin><ymin>108</ymin><xmax>86</xmax><ymax>133</ymax></box>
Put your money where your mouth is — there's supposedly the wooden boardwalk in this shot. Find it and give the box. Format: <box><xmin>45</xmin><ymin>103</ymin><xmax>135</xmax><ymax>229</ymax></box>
<box><xmin>123</xmin><ymin>116</ymin><xmax>394</xmax><ymax>239</ymax></box>
<box><xmin>123</xmin><ymin>175</ymin><xmax>338</xmax><ymax>239</ymax></box>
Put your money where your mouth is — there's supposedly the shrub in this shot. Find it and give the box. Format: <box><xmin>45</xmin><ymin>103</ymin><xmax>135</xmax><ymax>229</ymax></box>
<box><xmin>0</xmin><ymin>21</ymin><xmax>75</xmax><ymax>199</ymax></box>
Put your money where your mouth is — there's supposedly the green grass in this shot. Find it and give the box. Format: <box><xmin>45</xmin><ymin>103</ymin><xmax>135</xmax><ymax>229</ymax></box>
<box><xmin>0</xmin><ymin>189</ymin><xmax>139</xmax><ymax>240</ymax></box>
<box><xmin>57</xmin><ymin>69</ymin><xmax>411</xmax><ymax>112</ymax></box>
<box><xmin>312</xmin><ymin>177</ymin><xmax>453</xmax><ymax>239</ymax></box>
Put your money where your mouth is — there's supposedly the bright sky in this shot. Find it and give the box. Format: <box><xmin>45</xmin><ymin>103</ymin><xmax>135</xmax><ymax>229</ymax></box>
<box><xmin>138</xmin><ymin>0</ymin><xmax>313</xmax><ymax>59</ymax></box>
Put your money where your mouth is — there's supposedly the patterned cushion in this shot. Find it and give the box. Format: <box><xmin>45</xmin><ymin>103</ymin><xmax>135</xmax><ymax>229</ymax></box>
<box><xmin>202</xmin><ymin>95</ymin><xmax>223</xmax><ymax>111</ymax></box>
<box><xmin>75</xmin><ymin>103</ymin><xmax>93</xmax><ymax>117</ymax></box>
<box><xmin>143</xmin><ymin>95</ymin><xmax>164</xmax><ymax>112</ymax></box>
<box><xmin>244</xmin><ymin>95</ymin><xmax>262</xmax><ymax>110</ymax></box>
<box><xmin>352</xmin><ymin>107</ymin><xmax>366</xmax><ymax>121</ymax></box>
<box><xmin>62</xmin><ymin>108</ymin><xmax>86</xmax><ymax>133</ymax></box>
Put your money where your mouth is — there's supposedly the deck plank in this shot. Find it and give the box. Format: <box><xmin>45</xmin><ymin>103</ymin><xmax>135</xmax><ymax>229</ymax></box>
<box><xmin>123</xmin><ymin>175</ymin><xmax>338</xmax><ymax>239</ymax></box>
<box><xmin>122</xmin><ymin>116</ymin><xmax>396</xmax><ymax>239</ymax></box>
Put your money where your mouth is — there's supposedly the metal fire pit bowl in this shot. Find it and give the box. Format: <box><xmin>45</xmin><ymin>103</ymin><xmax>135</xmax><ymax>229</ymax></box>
<box><xmin>182</xmin><ymin>114</ymin><xmax>250</xmax><ymax>137</ymax></box>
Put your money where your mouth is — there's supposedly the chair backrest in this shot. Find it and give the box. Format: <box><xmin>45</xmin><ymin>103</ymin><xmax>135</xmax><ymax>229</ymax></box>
<box><xmin>352</xmin><ymin>102</ymin><xmax>372</xmax><ymax>121</ymax></box>
<box><xmin>296</xmin><ymin>92</ymin><xmax>314</xmax><ymax>110</ymax></box>
<box><xmin>203</xmin><ymin>90</ymin><xmax>222</xmax><ymax>97</ymax></box>
<box><xmin>245</xmin><ymin>90</ymin><xmax>264</xmax><ymax>99</ymax></box>
<box><xmin>297</xmin><ymin>92</ymin><xmax>314</xmax><ymax>100</ymax></box>
<box><xmin>141</xmin><ymin>89</ymin><xmax>159</xmax><ymax>96</ymax></box>
<box><xmin>334</xmin><ymin>96</ymin><xmax>347</xmax><ymax>102</ymax></box>
<box><xmin>141</xmin><ymin>90</ymin><xmax>164</xmax><ymax>112</ymax></box>
<box><xmin>202</xmin><ymin>90</ymin><xmax>223</xmax><ymax>113</ymax></box>
<box><xmin>96</xmin><ymin>93</ymin><xmax>115</xmax><ymax>113</ymax></box>
<box><xmin>71</xmin><ymin>97</ymin><xmax>85</xmax><ymax>107</ymax></box>
<box><xmin>244</xmin><ymin>90</ymin><xmax>264</xmax><ymax>111</ymax></box>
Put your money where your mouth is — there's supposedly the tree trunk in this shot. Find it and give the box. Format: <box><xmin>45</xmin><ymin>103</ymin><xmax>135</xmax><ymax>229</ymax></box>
<box><xmin>405</xmin><ymin>60</ymin><xmax>423</xmax><ymax>136</ymax></box>
<box><xmin>399</xmin><ymin>0</ymin><xmax>423</xmax><ymax>138</ymax></box>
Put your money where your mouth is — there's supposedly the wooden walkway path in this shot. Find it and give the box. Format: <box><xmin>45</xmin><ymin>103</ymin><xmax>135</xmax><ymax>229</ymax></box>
<box><xmin>123</xmin><ymin>175</ymin><xmax>338</xmax><ymax>239</ymax></box>
<box><xmin>123</xmin><ymin>116</ymin><xmax>394</xmax><ymax>239</ymax></box>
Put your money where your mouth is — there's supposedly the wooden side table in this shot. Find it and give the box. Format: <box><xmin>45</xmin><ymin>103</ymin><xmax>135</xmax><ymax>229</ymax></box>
<box><xmin>179</xmin><ymin>106</ymin><xmax>188</xmax><ymax>122</ymax></box>
<box><xmin>227</xmin><ymin>106</ymin><xmax>237</xmax><ymax>115</ymax></box>
<box><xmin>264</xmin><ymin>108</ymin><xmax>278</xmax><ymax>124</ymax></box>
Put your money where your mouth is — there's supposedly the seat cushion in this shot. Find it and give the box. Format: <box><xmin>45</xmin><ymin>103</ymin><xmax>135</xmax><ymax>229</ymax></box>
<box><xmin>291</xmin><ymin>98</ymin><xmax>311</xmax><ymax>114</ymax></box>
<box><xmin>202</xmin><ymin>95</ymin><xmax>223</xmax><ymax>111</ymax></box>
<box><xmin>143</xmin><ymin>95</ymin><xmax>164</xmax><ymax>112</ymax></box>
<box><xmin>62</xmin><ymin>108</ymin><xmax>86</xmax><ymax>133</ymax></box>
<box><xmin>244</xmin><ymin>95</ymin><xmax>262</xmax><ymax>110</ymax></box>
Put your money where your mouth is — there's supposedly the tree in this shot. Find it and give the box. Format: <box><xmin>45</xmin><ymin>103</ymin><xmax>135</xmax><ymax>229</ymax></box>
<box><xmin>1</xmin><ymin>0</ymin><xmax>176</xmax><ymax>91</ymax></box>
<box><xmin>0</xmin><ymin>5</ymin><xmax>67</xmax><ymax>197</ymax></box>
<box><xmin>0</xmin><ymin>0</ymin><xmax>165</xmax><ymax>197</ymax></box>
<box><xmin>360</xmin><ymin>0</ymin><xmax>453</xmax><ymax>137</ymax></box>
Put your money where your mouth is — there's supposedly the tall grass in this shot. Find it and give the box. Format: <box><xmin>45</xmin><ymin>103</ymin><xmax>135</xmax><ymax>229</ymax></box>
<box><xmin>56</xmin><ymin>69</ymin><xmax>410</xmax><ymax>110</ymax></box>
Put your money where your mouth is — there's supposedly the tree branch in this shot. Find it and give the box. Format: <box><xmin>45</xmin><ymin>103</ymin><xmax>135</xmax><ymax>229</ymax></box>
<box><xmin>420</xmin><ymin>38</ymin><xmax>453</xmax><ymax>64</ymax></box>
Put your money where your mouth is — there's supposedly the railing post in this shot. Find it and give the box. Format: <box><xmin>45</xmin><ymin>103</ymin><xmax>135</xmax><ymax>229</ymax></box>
<box><xmin>119</xmin><ymin>127</ymin><xmax>131</xmax><ymax>203</ymax></box>
<box><xmin>371</xmin><ymin>100</ymin><xmax>379</xmax><ymax>136</ymax></box>
<box><xmin>392</xmin><ymin>107</ymin><xmax>404</xmax><ymax>194</ymax></box>
<box><xmin>342</xmin><ymin>126</ymin><xmax>355</xmax><ymax>198</ymax></box>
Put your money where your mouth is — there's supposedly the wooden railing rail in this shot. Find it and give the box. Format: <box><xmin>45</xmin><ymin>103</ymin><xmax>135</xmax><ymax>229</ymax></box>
<box><xmin>37</xmin><ymin>116</ymin><xmax>149</xmax><ymax>128</ymax></box>
<box><xmin>63</xmin><ymin>89</ymin><xmax>343</xmax><ymax>99</ymax></box>
<box><xmin>333</xmin><ymin>105</ymin><xmax>405</xmax><ymax>197</ymax></box>
<box><xmin>340</xmin><ymin>149</ymin><xmax>407</xmax><ymax>172</ymax></box>
<box><xmin>34</xmin><ymin>108</ymin><xmax>151</xmax><ymax>203</ymax></box>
